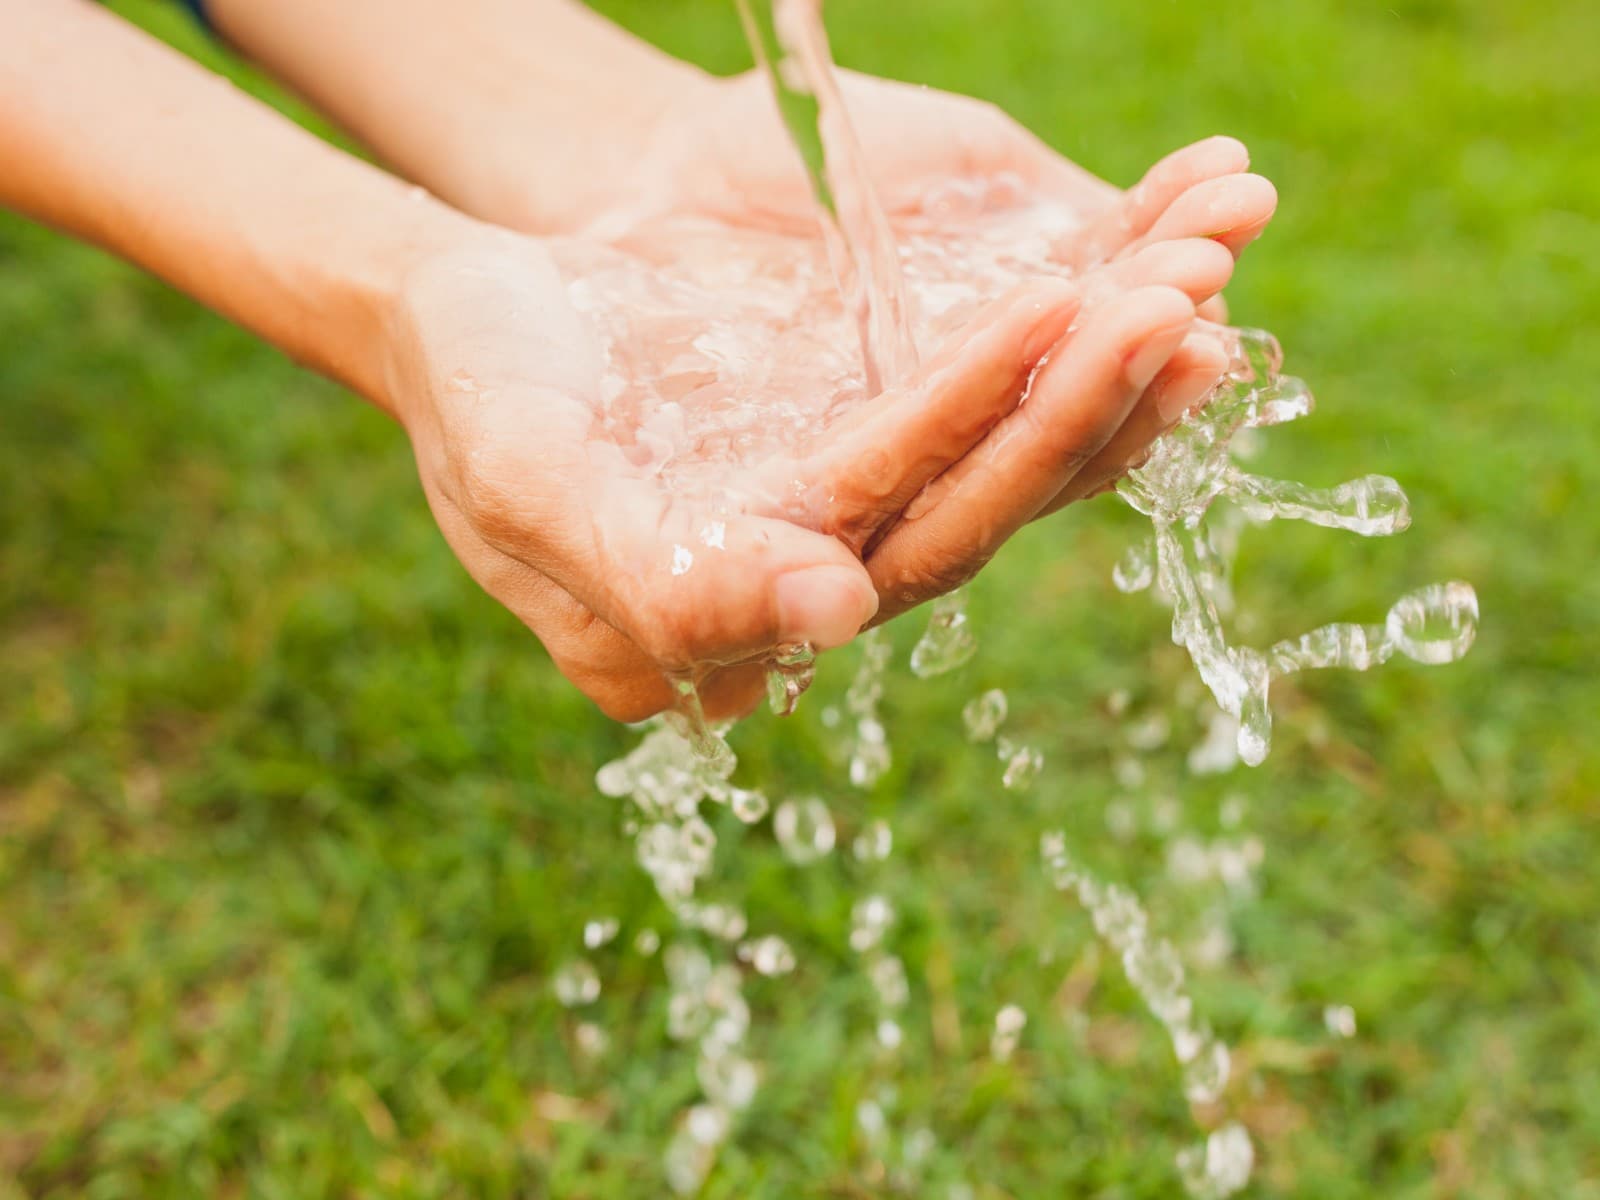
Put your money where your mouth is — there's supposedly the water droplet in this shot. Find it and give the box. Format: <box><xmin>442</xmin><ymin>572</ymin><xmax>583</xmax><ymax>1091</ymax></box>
<box><xmin>730</xmin><ymin>787</ymin><xmax>770</xmax><ymax>824</ymax></box>
<box><xmin>774</xmin><ymin>796</ymin><xmax>836</xmax><ymax>863</ymax></box>
<box><xmin>990</xmin><ymin>1003</ymin><xmax>1027</xmax><ymax>1061</ymax></box>
<box><xmin>1182</xmin><ymin>1037</ymin><xmax>1231</xmax><ymax>1105</ymax></box>
<box><xmin>961</xmin><ymin>688</ymin><xmax>1008</xmax><ymax>742</ymax></box>
<box><xmin>1386</xmin><ymin>581</ymin><xmax>1478</xmax><ymax>664</ymax></box>
<box><xmin>691</xmin><ymin>902</ymin><xmax>748</xmax><ymax>942</ymax></box>
<box><xmin>909</xmin><ymin>590</ymin><xmax>979</xmax><ymax>677</ymax></box>
<box><xmin>1250</xmin><ymin>373</ymin><xmax>1315</xmax><ymax>426</ymax></box>
<box><xmin>574</xmin><ymin>1021</ymin><xmax>609</xmax><ymax>1057</ymax></box>
<box><xmin>869</xmin><ymin>955</ymin><xmax>909</xmax><ymax>1008</ymax></box>
<box><xmin>1176</xmin><ymin>1121</ymin><xmax>1254</xmax><ymax>1198</ymax></box>
<box><xmin>1125</xmin><ymin>710</ymin><xmax>1171</xmax><ymax>751</ymax></box>
<box><xmin>849</xmin><ymin>894</ymin><xmax>895</xmax><ymax>952</ymax></box>
<box><xmin>766</xmin><ymin>641</ymin><xmax>817</xmax><ymax>716</ymax></box>
<box><xmin>997</xmin><ymin>738</ymin><xmax>1043</xmax><ymax>790</ymax></box>
<box><xmin>1113</xmin><ymin>537</ymin><xmax>1156</xmax><ymax>593</ymax></box>
<box><xmin>1323</xmin><ymin>1003</ymin><xmax>1357</xmax><ymax>1038</ymax></box>
<box><xmin>698</xmin><ymin>1051</ymin><xmax>758</xmax><ymax>1110</ymax></box>
<box><xmin>553</xmin><ymin>960</ymin><xmax>601</xmax><ymax>1008</ymax></box>
<box><xmin>739</xmin><ymin>934</ymin><xmax>797</xmax><ymax>976</ymax></box>
<box><xmin>851</xmin><ymin>819</ymin><xmax>893</xmax><ymax>861</ymax></box>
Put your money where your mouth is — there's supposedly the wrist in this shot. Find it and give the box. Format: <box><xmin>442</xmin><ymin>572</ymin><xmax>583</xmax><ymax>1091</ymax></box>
<box><xmin>209</xmin><ymin>0</ymin><xmax>718</xmax><ymax>237</ymax></box>
<box><xmin>338</xmin><ymin>197</ymin><xmax>507</xmax><ymax>424</ymax></box>
<box><xmin>465</xmin><ymin>47</ymin><xmax>717</xmax><ymax>234</ymax></box>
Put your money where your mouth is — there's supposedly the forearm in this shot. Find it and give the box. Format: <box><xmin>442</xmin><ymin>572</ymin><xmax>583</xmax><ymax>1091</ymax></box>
<box><xmin>205</xmin><ymin>0</ymin><xmax>713</xmax><ymax>234</ymax></box>
<box><xmin>0</xmin><ymin>0</ymin><xmax>486</xmax><ymax>408</ymax></box>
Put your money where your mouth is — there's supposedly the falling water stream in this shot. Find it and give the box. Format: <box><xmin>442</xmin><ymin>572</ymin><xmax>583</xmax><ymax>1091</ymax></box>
<box><xmin>548</xmin><ymin>1</ymin><xmax>1480</xmax><ymax>1193</ymax></box>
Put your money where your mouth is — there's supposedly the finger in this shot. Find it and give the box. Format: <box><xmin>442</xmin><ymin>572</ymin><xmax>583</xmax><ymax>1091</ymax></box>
<box><xmin>579</xmin><ymin>481</ymin><xmax>880</xmax><ymax>672</ymax></box>
<box><xmin>1120</xmin><ymin>173</ymin><xmax>1279</xmax><ymax>260</ymax></box>
<box><xmin>441</xmin><ymin>494</ymin><xmax>775</xmax><ymax>724</ymax></box>
<box><xmin>783</xmin><ymin>278</ymin><xmax>1081</xmax><ymax>551</ymax></box>
<box><xmin>1197</xmin><ymin>294</ymin><xmax>1230</xmax><ymax>323</ymax></box>
<box><xmin>1087</xmin><ymin>237</ymin><xmax>1236</xmax><ymax>309</ymax></box>
<box><xmin>1064</xmin><ymin>136</ymin><xmax>1251</xmax><ymax>266</ymax></box>
<box><xmin>1037</xmin><ymin>330</ymin><xmax>1230</xmax><ymax>518</ymax></box>
<box><xmin>865</xmin><ymin>286</ymin><xmax>1196</xmax><ymax>620</ymax></box>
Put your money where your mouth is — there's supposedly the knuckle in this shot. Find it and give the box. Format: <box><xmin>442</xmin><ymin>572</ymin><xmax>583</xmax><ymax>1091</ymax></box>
<box><xmin>821</xmin><ymin>492</ymin><xmax>898</xmax><ymax>554</ymax></box>
<box><xmin>889</xmin><ymin>551</ymin><xmax>987</xmax><ymax>607</ymax></box>
<box><xmin>1015</xmin><ymin>405</ymin><xmax>1104</xmax><ymax>470</ymax></box>
<box><xmin>457</xmin><ymin>467</ymin><xmax>516</xmax><ymax>537</ymax></box>
<box><xmin>449</xmin><ymin>430</ymin><xmax>520</xmax><ymax>535</ymax></box>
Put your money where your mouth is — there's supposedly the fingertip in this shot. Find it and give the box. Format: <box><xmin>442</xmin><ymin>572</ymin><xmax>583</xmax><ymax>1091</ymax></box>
<box><xmin>775</xmin><ymin>562</ymin><xmax>878</xmax><ymax>651</ymax></box>
<box><xmin>1239</xmin><ymin>171</ymin><xmax>1278</xmax><ymax>205</ymax></box>
<box><xmin>1152</xmin><ymin>135</ymin><xmax>1251</xmax><ymax>185</ymax></box>
<box><xmin>1155</xmin><ymin>337</ymin><xmax>1230</xmax><ymax>424</ymax></box>
<box><xmin>1179</xmin><ymin>328</ymin><xmax>1231</xmax><ymax>374</ymax></box>
<box><xmin>1212</xmin><ymin>174</ymin><xmax>1278</xmax><ymax>252</ymax></box>
<box><xmin>1121</xmin><ymin>237</ymin><xmax>1236</xmax><ymax>304</ymax></box>
<box><xmin>1112</xmin><ymin>286</ymin><xmax>1197</xmax><ymax>385</ymax></box>
<box><xmin>1196</xmin><ymin>134</ymin><xmax>1251</xmax><ymax>171</ymax></box>
<box><xmin>1129</xmin><ymin>283</ymin><xmax>1200</xmax><ymax>328</ymax></box>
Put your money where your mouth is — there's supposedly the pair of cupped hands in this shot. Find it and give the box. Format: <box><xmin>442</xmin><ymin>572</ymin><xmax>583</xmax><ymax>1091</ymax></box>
<box><xmin>385</xmin><ymin>73</ymin><xmax>1276</xmax><ymax>721</ymax></box>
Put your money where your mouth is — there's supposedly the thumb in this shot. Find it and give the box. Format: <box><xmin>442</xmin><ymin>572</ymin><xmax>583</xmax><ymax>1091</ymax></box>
<box><xmin>569</xmin><ymin>476</ymin><xmax>880</xmax><ymax>673</ymax></box>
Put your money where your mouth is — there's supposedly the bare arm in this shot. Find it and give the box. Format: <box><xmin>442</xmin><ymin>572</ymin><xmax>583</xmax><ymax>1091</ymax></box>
<box><xmin>0</xmin><ymin>0</ymin><xmax>486</xmax><ymax>408</ymax></box>
<box><xmin>204</xmin><ymin>0</ymin><xmax>712</xmax><ymax>234</ymax></box>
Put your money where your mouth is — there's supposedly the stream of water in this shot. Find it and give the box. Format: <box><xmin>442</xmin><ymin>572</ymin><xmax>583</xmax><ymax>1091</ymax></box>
<box><xmin>547</xmin><ymin>2</ymin><xmax>1478</xmax><ymax>1193</ymax></box>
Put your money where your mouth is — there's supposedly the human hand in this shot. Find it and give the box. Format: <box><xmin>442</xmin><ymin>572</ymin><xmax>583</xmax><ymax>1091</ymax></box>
<box><xmin>196</xmin><ymin>2</ymin><xmax>1277</xmax><ymax>651</ymax></box>
<box><xmin>570</xmin><ymin>71</ymin><xmax>1273</xmax><ymax>620</ymax></box>
<box><xmin>385</xmin><ymin>232</ymin><xmax>1178</xmax><ymax>719</ymax></box>
<box><xmin>579</xmin><ymin>72</ymin><xmax>1275</xmax><ymax>304</ymax></box>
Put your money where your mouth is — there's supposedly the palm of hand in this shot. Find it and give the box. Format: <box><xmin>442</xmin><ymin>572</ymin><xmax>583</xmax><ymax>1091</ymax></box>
<box><xmin>589</xmin><ymin>71</ymin><xmax>1273</xmax><ymax>278</ymax></box>
<box><xmin>391</xmin><ymin>235</ymin><xmax>1101</xmax><ymax>720</ymax></box>
<box><xmin>397</xmin><ymin>78</ymin><xmax>1277</xmax><ymax>721</ymax></box>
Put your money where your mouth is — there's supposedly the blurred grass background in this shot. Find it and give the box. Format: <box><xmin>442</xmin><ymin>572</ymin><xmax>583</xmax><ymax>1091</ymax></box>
<box><xmin>3</xmin><ymin>0</ymin><xmax>1597</xmax><ymax>1196</ymax></box>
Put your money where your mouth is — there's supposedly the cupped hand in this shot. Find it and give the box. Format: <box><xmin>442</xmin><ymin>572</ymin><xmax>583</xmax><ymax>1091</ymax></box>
<box><xmin>385</xmin><ymin>231</ymin><xmax>1087</xmax><ymax>718</ymax></box>
<box><xmin>384</xmin><ymin>221</ymin><xmax>1234</xmax><ymax>719</ymax></box>
<box><xmin>581</xmin><ymin>71</ymin><xmax>1276</xmax><ymax>295</ymax></box>
<box><xmin>567</xmin><ymin>71</ymin><xmax>1275</xmax><ymax>616</ymax></box>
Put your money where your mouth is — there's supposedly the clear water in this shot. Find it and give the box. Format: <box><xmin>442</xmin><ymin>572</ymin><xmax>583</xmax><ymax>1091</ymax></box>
<box><xmin>546</xmin><ymin>0</ymin><xmax>1481</xmax><ymax>1193</ymax></box>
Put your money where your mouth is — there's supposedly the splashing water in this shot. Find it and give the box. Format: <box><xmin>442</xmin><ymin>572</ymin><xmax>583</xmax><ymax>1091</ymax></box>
<box><xmin>1114</xmin><ymin>326</ymin><xmax>1478</xmax><ymax>764</ymax></box>
<box><xmin>559</xmin><ymin>0</ymin><xmax>1481</xmax><ymax>1192</ymax></box>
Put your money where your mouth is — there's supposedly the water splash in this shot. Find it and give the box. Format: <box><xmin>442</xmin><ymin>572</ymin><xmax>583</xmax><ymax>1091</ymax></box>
<box><xmin>562</xmin><ymin>0</ymin><xmax>1480</xmax><ymax>1189</ymax></box>
<box><xmin>1042</xmin><ymin>832</ymin><xmax>1250</xmax><ymax>1194</ymax></box>
<box><xmin>1115</xmin><ymin>328</ymin><xmax>1478</xmax><ymax>765</ymax></box>
<box><xmin>909</xmin><ymin>589</ymin><xmax>980</xmax><ymax>677</ymax></box>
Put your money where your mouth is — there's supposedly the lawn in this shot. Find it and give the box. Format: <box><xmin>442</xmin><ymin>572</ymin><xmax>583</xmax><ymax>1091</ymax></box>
<box><xmin>2</xmin><ymin>1</ymin><xmax>1597</xmax><ymax>1197</ymax></box>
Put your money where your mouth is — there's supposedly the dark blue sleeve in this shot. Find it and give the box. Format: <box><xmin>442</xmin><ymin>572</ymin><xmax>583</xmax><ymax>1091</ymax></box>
<box><xmin>100</xmin><ymin>1</ymin><xmax>212</xmax><ymax>31</ymax></box>
<box><xmin>176</xmin><ymin>0</ymin><xmax>212</xmax><ymax>30</ymax></box>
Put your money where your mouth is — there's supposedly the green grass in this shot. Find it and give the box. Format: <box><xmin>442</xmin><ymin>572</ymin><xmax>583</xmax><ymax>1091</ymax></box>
<box><xmin>3</xmin><ymin>1</ymin><xmax>1598</xmax><ymax>1196</ymax></box>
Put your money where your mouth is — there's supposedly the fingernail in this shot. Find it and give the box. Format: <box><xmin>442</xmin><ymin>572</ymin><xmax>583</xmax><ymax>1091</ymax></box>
<box><xmin>776</xmin><ymin>565</ymin><xmax>878</xmax><ymax>650</ymax></box>
<box><xmin>1219</xmin><ymin>223</ymin><xmax>1268</xmax><ymax>252</ymax></box>
<box><xmin>1158</xmin><ymin>340</ymin><xmax>1228</xmax><ymax>425</ymax></box>
<box><xmin>1197</xmin><ymin>135</ymin><xmax>1250</xmax><ymax>172</ymax></box>
<box><xmin>1124</xmin><ymin>321</ymin><xmax>1190</xmax><ymax>387</ymax></box>
<box><xmin>1157</xmin><ymin>364</ymin><xmax>1225</xmax><ymax>425</ymax></box>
